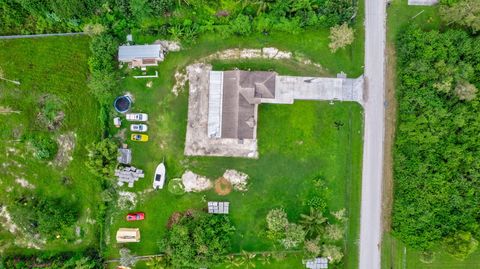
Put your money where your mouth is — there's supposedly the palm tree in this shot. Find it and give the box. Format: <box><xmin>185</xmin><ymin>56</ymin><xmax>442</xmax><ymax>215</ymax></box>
<box><xmin>258</xmin><ymin>253</ymin><xmax>272</xmax><ymax>265</ymax></box>
<box><xmin>236</xmin><ymin>250</ymin><xmax>257</xmax><ymax>269</ymax></box>
<box><xmin>299</xmin><ymin>207</ymin><xmax>327</xmax><ymax>238</ymax></box>
<box><xmin>224</xmin><ymin>255</ymin><xmax>242</xmax><ymax>268</ymax></box>
<box><xmin>145</xmin><ymin>256</ymin><xmax>171</xmax><ymax>269</ymax></box>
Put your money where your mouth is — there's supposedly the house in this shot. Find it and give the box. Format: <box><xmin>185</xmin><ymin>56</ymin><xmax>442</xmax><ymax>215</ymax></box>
<box><xmin>116</xmin><ymin>228</ymin><xmax>140</xmax><ymax>243</ymax></box>
<box><xmin>207</xmin><ymin>70</ymin><xmax>276</xmax><ymax>140</ymax></box>
<box><xmin>118</xmin><ymin>44</ymin><xmax>164</xmax><ymax>68</ymax></box>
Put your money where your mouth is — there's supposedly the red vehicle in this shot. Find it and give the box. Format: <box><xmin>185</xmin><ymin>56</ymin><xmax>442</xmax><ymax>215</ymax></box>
<box><xmin>126</xmin><ymin>212</ymin><xmax>145</xmax><ymax>221</ymax></box>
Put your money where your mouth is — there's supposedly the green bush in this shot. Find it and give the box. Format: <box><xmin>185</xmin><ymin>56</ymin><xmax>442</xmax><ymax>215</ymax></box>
<box><xmin>167</xmin><ymin>178</ymin><xmax>185</xmax><ymax>195</ymax></box>
<box><xmin>9</xmin><ymin>193</ymin><xmax>80</xmax><ymax>241</ymax></box>
<box><xmin>85</xmin><ymin>138</ymin><xmax>118</xmax><ymax>178</ymax></box>
<box><xmin>26</xmin><ymin>133</ymin><xmax>58</xmax><ymax>160</ymax></box>
<box><xmin>161</xmin><ymin>212</ymin><xmax>235</xmax><ymax>268</ymax></box>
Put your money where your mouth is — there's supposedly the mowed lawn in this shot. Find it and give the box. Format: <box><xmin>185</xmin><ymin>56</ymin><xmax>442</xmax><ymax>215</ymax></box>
<box><xmin>105</xmin><ymin>29</ymin><xmax>364</xmax><ymax>269</ymax></box>
<box><xmin>0</xmin><ymin>37</ymin><xmax>102</xmax><ymax>253</ymax></box>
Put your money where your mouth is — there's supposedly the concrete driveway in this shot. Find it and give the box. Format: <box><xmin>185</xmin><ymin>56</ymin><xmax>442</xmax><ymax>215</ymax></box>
<box><xmin>359</xmin><ymin>0</ymin><xmax>387</xmax><ymax>268</ymax></box>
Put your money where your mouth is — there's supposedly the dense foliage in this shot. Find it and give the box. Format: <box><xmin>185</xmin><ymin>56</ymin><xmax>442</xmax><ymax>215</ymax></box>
<box><xmin>440</xmin><ymin>0</ymin><xmax>480</xmax><ymax>33</ymax></box>
<box><xmin>85</xmin><ymin>138</ymin><xmax>118</xmax><ymax>178</ymax></box>
<box><xmin>392</xmin><ymin>26</ymin><xmax>480</xmax><ymax>257</ymax></box>
<box><xmin>9</xmin><ymin>192</ymin><xmax>80</xmax><ymax>241</ymax></box>
<box><xmin>0</xmin><ymin>252</ymin><xmax>102</xmax><ymax>269</ymax></box>
<box><xmin>1</xmin><ymin>0</ymin><xmax>358</xmax><ymax>37</ymax></box>
<box><xmin>160</xmin><ymin>211</ymin><xmax>235</xmax><ymax>268</ymax></box>
<box><xmin>24</xmin><ymin>132</ymin><xmax>58</xmax><ymax>160</ymax></box>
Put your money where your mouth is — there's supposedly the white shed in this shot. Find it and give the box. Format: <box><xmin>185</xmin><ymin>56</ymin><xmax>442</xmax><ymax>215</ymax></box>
<box><xmin>116</xmin><ymin>228</ymin><xmax>140</xmax><ymax>243</ymax></box>
<box><xmin>118</xmin><ymin>45</ymin><xmax>164</xmax><ymax>68</ymax></box>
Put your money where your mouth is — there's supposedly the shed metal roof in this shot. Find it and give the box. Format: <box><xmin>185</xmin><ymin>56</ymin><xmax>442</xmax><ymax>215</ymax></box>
<box><xmin>118</xmin><ymin>45</ymin><xmax>162</xmax><ymax>61</ymax></box>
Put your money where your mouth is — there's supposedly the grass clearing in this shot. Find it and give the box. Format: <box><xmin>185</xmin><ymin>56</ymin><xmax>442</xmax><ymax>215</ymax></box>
<box><xmin>0</xmin><ymin>36</ymin><xmax>102</xmax><ymax>254</ymax></box>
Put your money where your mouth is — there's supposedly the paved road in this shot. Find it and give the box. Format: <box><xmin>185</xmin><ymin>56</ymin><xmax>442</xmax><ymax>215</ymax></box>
<box><xmin>359</xmin><ymin>0</ymin><xmax>387</xmax><ymax>268</ymax></box>
<box><xmin>0</xmin><ymin>32</ymin><xmax>84</xmax><ymax>39</ymax></box>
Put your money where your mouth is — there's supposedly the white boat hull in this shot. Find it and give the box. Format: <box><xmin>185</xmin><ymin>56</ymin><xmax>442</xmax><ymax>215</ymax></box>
<box><xmin>153</xmin><ymin>163</ymin><xmax>166</xmax><ymax>189</ymax></box>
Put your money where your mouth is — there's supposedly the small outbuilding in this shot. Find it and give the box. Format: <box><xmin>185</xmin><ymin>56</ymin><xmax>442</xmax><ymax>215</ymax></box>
<box><xmin>116</xmin><ymin>228</ymin><xmax>140</xmax><ymax>243</ymax></box>
<box><xmin>117</xmin><ymin>148</ymin><xmax>132</xmax><ymax>165</ymax></box>
<box><xmin>118</xmin><ymin>44</ymin><xmax>164</xmax><ymax>68</ymax></box>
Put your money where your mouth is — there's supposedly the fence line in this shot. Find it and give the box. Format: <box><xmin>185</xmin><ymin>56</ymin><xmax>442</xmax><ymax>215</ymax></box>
<box><xmin>0</xmin><ymin>32</ymin><xmax>85</xmax><ymax>39</ymax></box>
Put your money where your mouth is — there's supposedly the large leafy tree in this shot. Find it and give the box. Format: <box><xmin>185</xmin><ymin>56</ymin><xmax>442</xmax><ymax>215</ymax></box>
<box><xmin>161</xmin><ymin>212</ymin><xmax>235</xmax><ymax>268</ymax></box>
<box><xmin>85</xmin><ymin>138</ymin><xmax>118</xmax><ymax>178</ymax></box>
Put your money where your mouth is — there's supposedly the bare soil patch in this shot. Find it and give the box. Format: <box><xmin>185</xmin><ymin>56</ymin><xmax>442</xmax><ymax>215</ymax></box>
<box><xmin>382</xmin><ymin>42</ymin><xmax>397</xmax><ymax>232</ymax></box>
<box><xmin>54</xmin><ymin>132</ymin><xmax>76</xmax><ymax>167</ymax></box>
<box><xmin>214</xmin><ymin>177</ymin><xmax>232</xmax><ymax>196</ymax></box>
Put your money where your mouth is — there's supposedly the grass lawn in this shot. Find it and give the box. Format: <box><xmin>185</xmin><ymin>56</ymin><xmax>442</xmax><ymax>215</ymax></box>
<box><xmin>104</xmin><ymin>26</ymin><xmax>364</xmax><ymax>269</ymax></box>
<box><xmin>0</xmin><ymin>36</ymin><xmax>102</xmax><ymax>254</ymax></box>
<box><xmin>383</xmin><ymin>1</ymin><xmax>480</xmax><ymax>268</ymax></box>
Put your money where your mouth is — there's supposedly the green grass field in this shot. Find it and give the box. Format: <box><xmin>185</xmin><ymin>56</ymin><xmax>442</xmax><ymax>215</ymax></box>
<box><xmin>0</xmin><ymin>13</ymin><xmax>365</xmax><ymax>268</ymax></box>
<box><xmin>383</xmin><ymin>1</ymin><xmax>480</xmax><ymax>268</ymax></box>
<box><xmin>104</xmin><ymin>25</ymin><xmax>364</xmax><ymax>268</ymax></box>
<box><xmin>0</xmin><ymin>36</ymin><xmax>102</xmax><ymax>254</ymax></box>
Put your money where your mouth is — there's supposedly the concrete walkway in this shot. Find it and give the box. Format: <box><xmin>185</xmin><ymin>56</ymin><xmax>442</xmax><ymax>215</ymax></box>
<box><xmin>0</xmin><ymin>32</ymin><xmax>84</xmax><ymax>39</ymax></box>
<box><xmin>359</xmin><ymin>0</ymin><xmax>387</xmax><ymax>268</ymax></box>
<box><xmin>267</xmin><ymin>75</ymin><xmax>364</xmax><ymax>104</ymax></box>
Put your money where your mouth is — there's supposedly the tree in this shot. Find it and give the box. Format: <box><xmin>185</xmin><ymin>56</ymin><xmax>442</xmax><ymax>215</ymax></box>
<box><xmin>328</xmin><ymin>23</ymin><xmax>354</xmax><ymax>53</ymax></box>
<box><xmin>235</xmin><ymin>251</ymin><xmax>256</xmax><ymax>269</ymax></box>
<box><xmin>83</xmin><ymin>23</ymin><xmax>105</xmax><ymax>36</ymax></box>
<box><xmin>322</xmin><ymin>244</ymin><xmax>343</xmax><ymax>263</ymax></box>
<box><xmin>444</xmin><ymin>231</ymin><xmax>479</xmax><ymax>260</ymax></box>
<box><xmin>280</xmin><ymin>223</ymin><xmax>306</xmax><ymax>249</ymax></box>
<box><xmin>455</xmin><ymin>80</ymin><xmax>477</xmax><ymax>101</ymax></box>
<box><xmin>440</xmin><ymin>0</ymin><xmax>480</xmax><ymax>33</ymax></box>
<box><xmin>85</xmin><ymin>138</ymin><xmax>118</xmax><ymax>178</ymax></box>
<box><xmin>324</xmin><ymin>224</ymin><xmax>344</xmax><ymax>241</ymax></box>
<box><xmin>145</xmin><ymin>256</ymin><xmax>172</xmax><ymax>269</ymax></box>
<box><xmin>229</xmin><ymin>14</ymin><xmax>252</xmax><ymax>36</ymax></box>
<box><xmin>299</xmin><ymin>207</ymin><xmax>327</xmax><ymax>238</ymax></box>
<box><xmin>266</xmin><ymin>208</ymin><xmax>289</xmax><ymax>233</ymax></box>
<box><xmin>304</xmin><ymin>239</ymin><xmax>322</xmax><ymax>258</ymax></box>
<box><xmin>161</xmin><ymin>212</ymin><xmax>235</xmax><ymax>268</ymax></box>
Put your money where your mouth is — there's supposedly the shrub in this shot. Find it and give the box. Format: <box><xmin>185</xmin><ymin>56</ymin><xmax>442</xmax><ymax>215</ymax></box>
<box><xmin>280</xmin><ymin>223</ymin><xmax>306</xmax><ymax>249</ymax></box>
<box><xmin>26</xmin><ymin>133</ymin><xmax>58</xmax><ymax>160</ymax></box>
<box><xmin>161</xmin><ymin>212</ymin><xmax>235</xmax><ymax>268</ymax></box>
<box><xmin>266</xmin><ymin>208</ymin><xmax>289</xmax><ymax>232</ymax></box>
<box><xmin>168</xmin><ymin>178</ymin><xmax>185</xmax><ymax>195</ymax></box>
<box><xmin>85</xmin><ymin>138</ymin><xmax>118</xmax><ymax>178</ymax></box>
<box><xmin>9</xmin><ymin>193</ymin><xmax>80</xmax><ymax>241</ymax></box>
<box><xmin>329</xmin><ymin>23</ymin><xmax>354</xmax><ymax>53</ymax></box>
<box><xmin>229</xmin><ymin>14</ymin><xmax>252</xmax><ymax>36</ymax></box>
<box><xmin>444</xmin><ymin>231</ymin><xmax>479</xmax><ymax>260</ymax></box>
<box><xmin>322</xmin><ymin>244</ymin><xmax>343</xmax><ymax>263</ymax></box>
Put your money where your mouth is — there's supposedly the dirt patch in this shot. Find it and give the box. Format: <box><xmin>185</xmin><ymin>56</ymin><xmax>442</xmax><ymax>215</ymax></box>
<box><xmin>115</xmin><ymin>128</ymin><xmax>127</xmax><ymax>142</ymax></box>
<box><xmin>181</xmin><ymin>170</ymin><xmax>212</xmax><ymax>192</ymax></box>
<box><xmin>223</xmin><ymin>169</ymin><xmax>249</xmax><ymax>191</ymax></box>
<box><xmin>37</xmin><ymin>95</ymin><xmax>65</xmax><ymax>131</ymax></box>
<box><xmin>54</xmin><ymin>132</ymin><xmax>76</xmax><ymax>167</ymax></box>
<box><xmin>382</xmin><ymin>41</ymin><xmax>397</xmax><ymax>232</ymax></box>
<box><xmin>172</xmin><ymin>70</ymin><xmax>187</xmax><ymax>96</ymax></box>
<box><xmin>117</xmin><ymin>191</ymin><xmax>137</xmax><ymax>210</ymax></box>
<box><xmin>214</xmin><ymin>177</ymin><xmax>232</xmax><ymax>196</ymax></box>
<box><xmin>0</xmin><ymin>206</ymin><xmax>19</xmax><ymax>234</ymax></box>
<box><xmin>0</xmin><ymin>106</ymin><xmax>20</xmax><ymax>114</ymax></box>
<box><xmin>15</xmin><ymin>178</ymin><xmax>35</xmax><ymax>189</ymax></box>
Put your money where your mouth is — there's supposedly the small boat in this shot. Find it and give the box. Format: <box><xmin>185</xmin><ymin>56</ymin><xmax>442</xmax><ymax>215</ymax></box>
<box><xmin>153</xmin><ymin>162</ymin><xmax>166</xmax><ymax>189</ymax></box>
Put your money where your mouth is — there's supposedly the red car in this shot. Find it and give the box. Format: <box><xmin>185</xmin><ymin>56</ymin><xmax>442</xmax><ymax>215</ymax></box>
<box><xmin>126</xmin><ymin>212</ymin><xmax>145</xmax><ymax>221</ymax></box>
